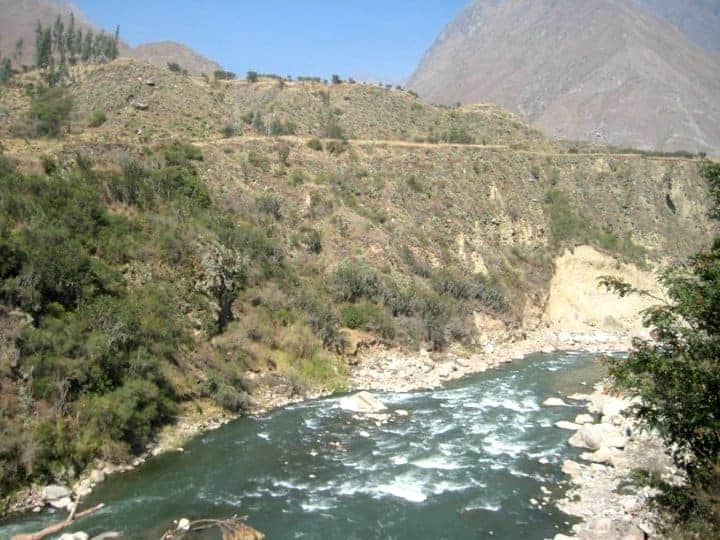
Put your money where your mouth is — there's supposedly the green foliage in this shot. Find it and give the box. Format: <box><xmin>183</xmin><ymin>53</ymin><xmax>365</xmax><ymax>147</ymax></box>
<box><xmin>246</xmin><ymin>70</ymin><xmax>258</xmax><ymax>83</ymax></box>
<box><xmin>0</xmin><ymin>143</ymin><xmax>273</xmax><ymax>492</ymax></box>
<box><xmin>214</xmin><ymin>70</ymin><xmax>237</xmax><ymax>81</ymax></box>
<box><xmin>88</xmin><ymin>109</ymin><xmax>107</xmax><ymax>127</ymax></box>
<box><xmin>28</xmin><ymin>87</ymin><xmax>73</xmax><ymax>137</ymax></box>
<box><xmin>256</xmin><ymin>194</ymin><xmax>283</xmax><ymax>219</ymax></box>
<box><xmin>167</xmin><ymin>62</ymin><xmax>187</xmax><ymax>75</ymax></box>
<box><xmin>441</xmin><ymin>125</ymin><xmax>474</xmax><ymax>144</ymax></box>
<box><xmin>34</xmin><ymin>14</ymin><xmax>118</xmax><ymax>72</ymax></box>
<box><xmin>328</xmin><ymin>259</ymin><xmax>380</xmax><ymax>303</ymax></box>
<box><xmin>600</xmin><ymin>161</ymin><xmax>720</xmax><ymax>531</ymax></box>
<box><xmin>544</xmin><ymin>189</ymin><xmax>589</xmax><ymax>245</ymax></box>
<box><xmin>307</xmin><ymin>138</ymin><xmax>323</xmax><ymax>151</ymax></box>
<box><xmin>340</xmin><ymin>302</ymin><xmax>395</xmax><ymax>339</ymax></box>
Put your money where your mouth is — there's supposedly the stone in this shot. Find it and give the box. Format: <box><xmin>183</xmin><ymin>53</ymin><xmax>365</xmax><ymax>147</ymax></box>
<box><xmin>574</xmin><ymin>414</ymin><xmax>594</xmax><ymax>424</ymax></box>
<box><xmin>542</xmin><ymin>397</ymin><xmax>567</xmax><ymax>407</ymax></box>
<box><xmin>72</xmin><ymin>533</ymin><xmax>89</xmax><ymax>540</ymax></box>
<box><xmin>75</xmin><ymin>485</ymin><xmax>92</xmax><ymax>497</ymax></box>
<box><xmin>580</xmin><ymin>446</ymin><xmax>620</xmax><ymax>464</ymax></box>
<box><xmin>568</xmin><ymin>423</ymin><xmax>627</xmax><ymax>450</ymax></box>
<box><xmin>49</xmin><ymin>496</ymin><xmax>73</xmax><ymax>509</ymax></box>
<box><xmin>132</xmin><ymin>101</ymin><xmax>149</xmax><ymax>111</ymax></box>
<box><xmin>395</xmin><ymin>409</ymin><xmax>409</xmax><ymax>417</ymax></box>
<box><xmin>178</xmin><ymin>518</ymin><xmax>191</xmax><ymax>531</ymax></box>
<box><xmin>561</xmin><ymin>459</ymin><xmax>584</xmax><ymax>480</ymax></box>
<box><xmin>339</xmin><ymin>391</ymin><xmax>387</xmax><ymax>413</ymax></box>
<box><xmin>555</xmin><ymin>421</ymin><xmax>582</xmax><ymax>430</ymax></box>
<box><xmin>42</xmin><ymin>484</ymin><xmax>70</xmax><ymax>501</ymax></box>
<box><xmin>601</xmin><ymin>397</ymin><xmax>632</xmax><ymax>421</ymax></box>
<box><xmin>90</xmin><ymin>469</ymin><xmax>105</xmax><ymax>483</ymax></box>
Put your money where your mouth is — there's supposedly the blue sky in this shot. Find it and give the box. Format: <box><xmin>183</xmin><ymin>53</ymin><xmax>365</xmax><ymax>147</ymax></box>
<box><xmin>73</xmin><ymin>1</ymin><xmax>469</xmax><ymax>84</ymax></box>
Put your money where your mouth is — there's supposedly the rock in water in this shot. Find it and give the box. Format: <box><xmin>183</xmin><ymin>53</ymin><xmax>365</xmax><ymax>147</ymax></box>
<box><xmin>574</xmin><ymin>413</ymin><xmax>594</xmax><ymax>424</ymax></box>
<box><xmin>339</xmin><ymin>391</ymin><xmax>387</xmax><ymax>413</ymax></box>
<box><xmin>542</xmin><ymin>397</ymin><xmax>567</xmax><ymax>407</ymax></box>
<box><xmin>554</xmin><ymin>421</ymin><xmax>582</xmax><ymax>431</ymax></box>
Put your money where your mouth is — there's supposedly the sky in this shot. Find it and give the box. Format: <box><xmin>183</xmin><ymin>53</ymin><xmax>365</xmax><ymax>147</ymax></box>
<box><xmin>72</xmin><ymin>1</ymin><xmax>470</xmax><ymax>84</ymax></box>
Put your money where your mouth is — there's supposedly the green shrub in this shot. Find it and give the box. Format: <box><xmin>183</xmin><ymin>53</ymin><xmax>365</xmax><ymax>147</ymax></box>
<box><xmin>256</xmin><ymin>194</ymin><xmax>283</xmax><ymax>219</ymax></box>
<box><xmin>307</xmin><ymin>138</ymin><xmax>323</xmax><ymax>151</ymax></box>
<box><xmin>214</xmin><ymin>70</ymin><xmax>236</xmax><ymax>81</ymax></box>
<box><xmin>302</xmin><ymin>228</ymin><xmax>322</xmax><ymax>253</ymax></box>
<box><xmin>544</xmin><ymin>188</ymin><xmax>589</xmax><ymax>246</ymax></box>
<box><xmin>88</xmin><ymin>109</ymin><xmax>107</xmax><ymax>128</ymax></box>
<box><xmin>340</xmin><ymin>302</ymin><xmax>395</xmax><ymax>339</ymax></box>
<box><xmin>28</xmin><ymin>87</ymin><xmax>73</xmax><ymax>137</ymax></box>
<box><xmin>246</xmin><ymin>70</ymin><xmax>258</xmax><ymax>83</ymax></box>
<box><xmin>441</xmin><ymin>126</ymin><xmax>474</xmax><ymax>144</ymax></box>
<box><xmin>329</xmin><ymin>259</ymin><xmax>380</xmax><ymax>302</ymax></box>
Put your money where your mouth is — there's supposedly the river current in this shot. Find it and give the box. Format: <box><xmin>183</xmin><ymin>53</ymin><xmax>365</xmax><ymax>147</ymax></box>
<box><xmin>1</xmin><ymin>351</ymin><xmax>608</xmax><ymax>539</ymax></box>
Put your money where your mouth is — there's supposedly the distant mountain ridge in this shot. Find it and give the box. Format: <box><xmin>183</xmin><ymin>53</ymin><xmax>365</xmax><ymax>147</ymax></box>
<box><xmin>0</xmin><ymin>0</ymin><xmax>222</xmax><ymax>75</ymax></box>
<box><xmin>408</xmin><ymin>0</ymin><xmax>720</xmax><ymax>155</ymax></box>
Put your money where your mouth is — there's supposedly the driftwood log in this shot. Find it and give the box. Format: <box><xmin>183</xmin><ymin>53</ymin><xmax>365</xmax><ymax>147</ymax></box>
<box><xmin>160</xmin><ymin>516</ymin><xmax>264</xmax><ymax>540</ymax></box>
<box><xmin>10</xmin><ymin>499</ymin><xmax>104</xmax><ymax>540</ymax></box>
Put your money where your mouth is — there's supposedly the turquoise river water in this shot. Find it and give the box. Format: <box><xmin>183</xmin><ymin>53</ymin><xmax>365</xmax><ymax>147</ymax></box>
<box><xmin>0</xmin><ymin>351</ymin><xmax>608</xmax><ymax>539</ymax></box>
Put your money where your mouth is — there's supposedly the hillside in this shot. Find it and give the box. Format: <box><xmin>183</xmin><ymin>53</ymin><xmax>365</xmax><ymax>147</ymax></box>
<box><xmin>408</xmin><ymin>0</ymin><xmax>720</xmax><ymax>156</ymax></box>
<box><xmin>0</xmin><ymin>0</ymin><xmax>221</xmax><ymax>75</ymax></box>
<box><xmin>0</xmin><ymin>59</ymin><xmax>716</xmax><ymax>503</ymax></box>
<box><xmin>124</xmin><ymin>41</ymin><xmax>221</xmax><ymax>76</ymax></box>
<box><xmin>635</xmin><ymin>0</ymin><xmax>720</xmax><ymax>55</ymax></box>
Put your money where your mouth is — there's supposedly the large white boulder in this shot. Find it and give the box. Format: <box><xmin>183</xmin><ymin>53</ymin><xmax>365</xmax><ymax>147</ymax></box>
<box><xmin>42</xmin><ymin>484</ymin><xmax>70</xmax><ymax>501</ymax></box>
<box><xmin>568</xmin><ymin>423</ymin><xmax>627</xmax><ymax>450</ymax></box>
<box><xmin>339</xmin><ymin>391</ymin><xmax>387</xmax><ymax>413</ymax></box>
<box><xmin>601</xmin><ymin>397</ymin><xmax>632</xmax><ymax>422</ymax></box>
<box><xmin>542</xmin><ymin>397</ymin><xmax>568</xmax><ymax>407</ymax></box>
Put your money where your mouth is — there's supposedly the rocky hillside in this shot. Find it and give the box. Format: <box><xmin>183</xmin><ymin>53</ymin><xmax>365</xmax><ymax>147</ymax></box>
<box><xmin>124</xmin><ymin>41</ymin><xmax>221</xmax><ymax>76</ymax></box>
<box><xmin>0</xmin><ymin>59</ymin><xmax>716</xmax><ymax>501</ymax></box>
<box><xmin>408</xmin><ymin>0</ymin><xmax>720</xmax><ymax>156</ymax></box>
<box><xmin>0</xmin><ymin>0</ymin><xmax>221</xmax><ymax>75</ymax></box>
<box><xmin>635</xmin><ymin>0</ymin><xmax>720</xmax><ymax>54</ymax></box>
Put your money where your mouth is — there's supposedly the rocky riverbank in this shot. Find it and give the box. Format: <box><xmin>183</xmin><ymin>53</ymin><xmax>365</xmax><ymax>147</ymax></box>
<box><xmin>350</xmin><ymin>328</ymin><xmax>632</xmax><ymax>392</ymax></box>
<box><xmin>553</xmin><ymin>384</ymin><xmax>683</xmax><ymax>539</ymax></box>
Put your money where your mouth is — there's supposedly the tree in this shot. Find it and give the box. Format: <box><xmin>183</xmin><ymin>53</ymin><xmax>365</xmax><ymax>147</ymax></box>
<box><xmin>64</xmin><ymin>13</ymin><xmax>75</xmax><ymax>64</ymax></box>
<box><xmin>331</xmin><ymin>74</ymin><xmax>342</xmax><ymax>85</ymax></box>
<box><xmin>246</xmin><ymin>70</ymin><xmax>258</xmax><ymax>83</ymax></box>
<box><xmin>34</xmin><ymin>23</ymin><xmax>52</xmax><ymax>68</ymax></box>
<box><xmin>600</xmin><ymin>161</ymin><xmax>720</xmax><ymax>490</ymax></box>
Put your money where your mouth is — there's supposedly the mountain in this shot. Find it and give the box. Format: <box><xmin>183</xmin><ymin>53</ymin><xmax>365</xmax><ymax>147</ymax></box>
<box><xmin>408</xmin><ymin>0</ymin><xmax>720</xmax><ymax>155</ymax></box>
<box><xmin>0</xmin><ymin>0</ymin><xmax>221</xmax><ymax>75</ymax></box>
<box><xmin>635</xmin><ymin>0</ymin><xmax>720</xmax><ymax>55</ymax></box>
<box><xmin>125</xmin><ymin>41</ymin><xmax>221</xmax><ymax>76</ymax></box>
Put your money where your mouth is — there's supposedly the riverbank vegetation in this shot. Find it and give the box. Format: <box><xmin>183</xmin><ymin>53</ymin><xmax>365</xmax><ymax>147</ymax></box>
<box><xmin>602</xmin><ymin>161</ymin><xmax>720</xmax><ymax>537</ymax></box>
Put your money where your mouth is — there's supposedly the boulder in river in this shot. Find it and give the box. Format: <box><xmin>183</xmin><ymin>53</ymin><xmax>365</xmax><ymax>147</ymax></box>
<box><xmin>542</xmin><ymin>397</ymin><xmax>567</xmax><ymax>407</ymax></box>
<box><xmin>574</xmin><ymin>413</ymin><xmax>594</xmax><ymax>425</ymax></box>
<box><xmin>555</xmin><ymin>421</ymin><xmax>582</xmax><ymax>431</ymax></box>
<box><xmin>339</xmin><ymin>391</ymin><xmax>387</xmax><ymax>413</ymax></box>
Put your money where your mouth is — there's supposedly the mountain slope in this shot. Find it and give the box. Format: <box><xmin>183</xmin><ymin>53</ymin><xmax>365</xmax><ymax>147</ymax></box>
<box><xmin>125</xmin><ymin>41</ymin><xmax>221</xmax><ymax>76</ymax></box>
<box><xmin>634</xmin><ymin>0</ymin><xmax>720</xmax><ymax>55</ymax></box>
<box><xmin>0</xmin><ymin>0</ymin><xmax>221</xmax><ymax>75</ymax></box>
<box><xmin>408</xmin><ymin>0</ymin><xmax>720</xmax><ymax>155</ymax></box>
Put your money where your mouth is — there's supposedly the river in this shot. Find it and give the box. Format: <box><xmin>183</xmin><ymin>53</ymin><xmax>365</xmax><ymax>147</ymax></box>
<box><xmin>0</xmin><ymin>351</ymin><xmax>609</xmax><ymax>539</ymax></box>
